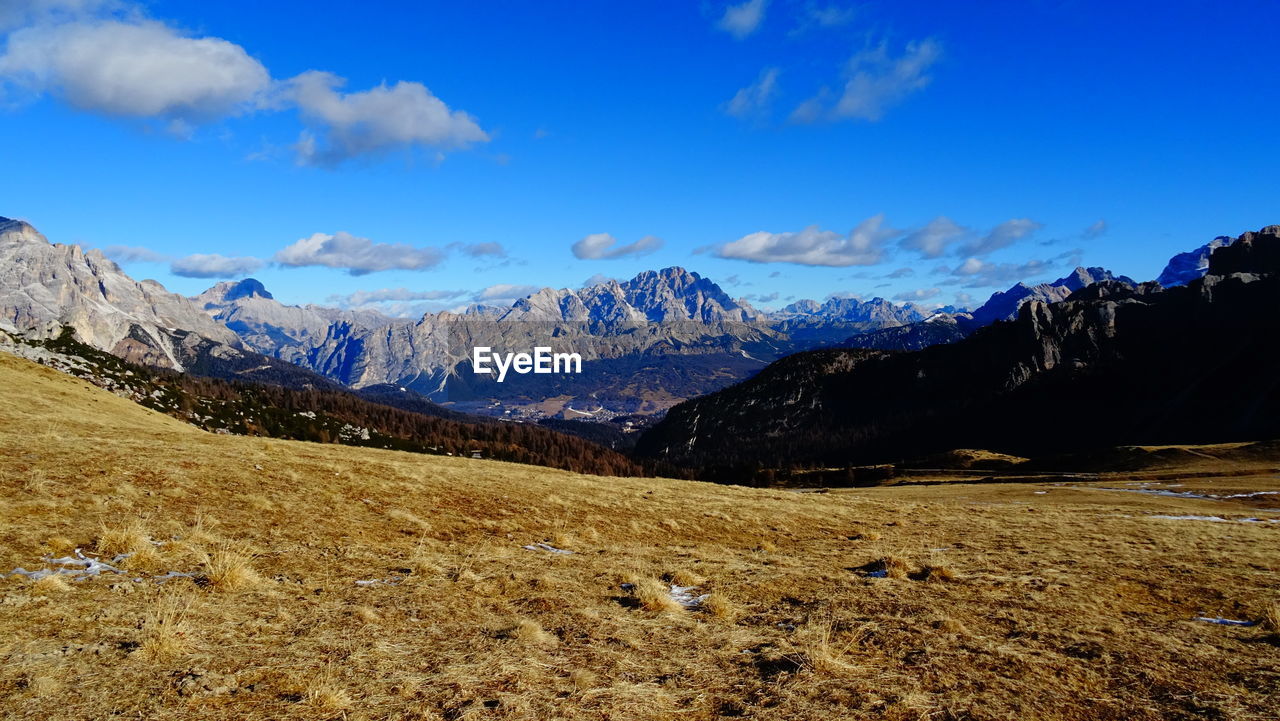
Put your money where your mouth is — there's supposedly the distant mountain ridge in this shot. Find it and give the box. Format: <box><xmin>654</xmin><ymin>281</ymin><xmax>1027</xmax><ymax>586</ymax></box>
<box><xmin>0</xmin><ymin>216</ymin><xmax>242</xmax><ymax>370</ymax></box>
<box><xmin>636</xmin><ymin>224</ymin><xmax>1280</xmax><ymax>476</ymax></box>
<box><xmin>2</xmin><ymin>212</ymin><xmax>1246</xmax><ymax>419</ymax></box>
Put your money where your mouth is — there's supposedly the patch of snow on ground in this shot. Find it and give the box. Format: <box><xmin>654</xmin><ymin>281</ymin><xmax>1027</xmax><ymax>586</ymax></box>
<box><xmin>669</xmin><ymin>584</ymin><xmax>709</xmax><ymax>609</ymax></box>
<box><xmin>7</xmin><ymin>548</ymin><xmax>193</xmax><ymax>583</ymax></box>
<box><xmin>522</xmin><ymin>542</ymin><xmax>573</xmax><ymax>555</ymax></box>
<box><xmin>1151</xmin><ymin>515</ymin><xmax>1279</xmax><ymax>523</ymax></box>
<box><xmin>355</xmin><ymin>576</ymin><xmax>404</xmax><ymax>587</ymax></box>
<box><xmin>1195</xmin><ymin>616</ymin><xmax>1259</xmax><ymax>626</ymax></box>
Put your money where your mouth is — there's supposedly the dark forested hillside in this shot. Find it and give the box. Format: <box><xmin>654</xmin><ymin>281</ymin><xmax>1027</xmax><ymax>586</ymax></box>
<box><xmin>7</xmin><ymin>328</ymin><xmax>648</xmax><ymax>477</ymax></box>
<box><xmin>636</xmin><ymin>226</ymin><xmax>1280</xmax><ymax>477</ymax></box>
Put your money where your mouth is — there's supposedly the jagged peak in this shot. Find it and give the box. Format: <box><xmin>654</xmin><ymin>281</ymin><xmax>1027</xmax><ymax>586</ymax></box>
<box><xmin>0</xmin><ymin>216</ymin><xmax>48</xmax><ymax>244</ymax></box>
<box><xmin>198</xmin><ymin>277</ymin><xmax>274</xmax><ymax>303</ymax></box>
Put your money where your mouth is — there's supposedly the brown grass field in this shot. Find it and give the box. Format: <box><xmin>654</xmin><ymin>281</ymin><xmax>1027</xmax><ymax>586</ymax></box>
<box><xmin>1</xmin><ymin>351</ymin><xmax>1278</xmax><ymax>720</ymax></box>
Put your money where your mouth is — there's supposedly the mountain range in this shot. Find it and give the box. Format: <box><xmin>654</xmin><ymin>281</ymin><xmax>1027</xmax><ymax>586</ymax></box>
<box><xmin>636</xmin><ymin>225</ymin><xmax>1280</xmax><ymax>478</ymax></box>
<box><xmin>0</xmin><ymin>213</ymin><xmax>1242</xmax><ymax>423</ymax></box>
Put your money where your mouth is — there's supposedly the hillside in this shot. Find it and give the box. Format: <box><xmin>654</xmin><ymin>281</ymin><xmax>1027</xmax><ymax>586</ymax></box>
<box><xmin>0</xmin><ymin>328</ymin><xmax>645</xmax><ymax>477</ymax></box>
<box><xmin>638</xmin><ymin>225</ymin><xmax>1280</xmax><ymax>474</ymax></box>
<box><xmin>2</xmin><ymin>353</ymin><xmax>1278</xmax><ymax>720</ymax></box>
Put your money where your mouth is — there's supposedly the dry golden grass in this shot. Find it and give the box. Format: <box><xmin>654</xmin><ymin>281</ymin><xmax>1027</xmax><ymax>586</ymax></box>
<box><xmin>201</xmin><ymin>543</ymin><xmax>259</xmax><ymax>592</ymax></box>
<box><xmin>139</xmin><ymin>593</ymin><xmax>194</xmax><ymax>661</ymax></box>
<box><xmin>1</xmin><ymin>352</ymin><xmax>1279</xmax><ymax>720</ymax></box>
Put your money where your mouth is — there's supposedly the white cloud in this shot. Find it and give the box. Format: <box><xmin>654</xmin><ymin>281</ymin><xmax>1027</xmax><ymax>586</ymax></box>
<box><xmin>956</xmin><ymin>218</ymin><xmax>1042</xmax><ymax>256</ymax></box>
<box><xmin>571</xmin><ymin>233</ymin><xmax>663</xmax><ymax>260</ymax></box>
<box><xmin>286</xmin><ymin>70</ymin><xmax>489</xmax><ymax>166</ymax></box>
<box><xmin>170</xmin><ymin>253</ymin><xmax>263</xmax><ymax>279</ymax></box>
<box><xmin>884</xmin><ymin>266</ymin><xmax>914</xmax><ymax>279</ymax></box>
<box><xmin>328</xmin><ymin>288</ymin><xmax>467</xmax><ymax>306</ymax></box>
<box><xmin>474</xmin><ymin>283</ymin><xmax>540</xmax><ymax>303</ymax></box>
<box><xmin>942</xmin><ymin>256</ymin><xmax>1054</xmax><ymax>288</ymax></box>
<box><xmin>892</xmin><ymin>287</ymin><xmax>940</xmax><ymax>302</ymax></box>
<box><xmin>900</xmin><ymin>216</ymin><xmax>968</xmax><ymax>258</ymax></box>
<box><xmin>717</xmin><ymin>0</ymin><xmax>768</xmax><ymax>39</ymax></box>
<box><xmin>715</xmin><ymin>214</ymin><xmax>897</xmax><ymax>267</ymax></box>
<box><xmin>792</xmin><ymin>38</ymin><xmax>941</xmax><ymax>123</ymax></box>
<box><xmin>724</xmin><ymin>67</ymin><xmax>779</xmax><ymax>118</ymax></box>
<box><xmin>0</xmin><ymin>19</ymin><xmax>270</xmax><ymax>120</ymax></box>
<box><xmin>274</xmin><ymin>231</ymin><xmax>445</xmax><ymax>275</ymax></box>
<box><xmin>103</xmin><ymin>244</ymin><xmax>167</xmax><ymax>263</ymax></box>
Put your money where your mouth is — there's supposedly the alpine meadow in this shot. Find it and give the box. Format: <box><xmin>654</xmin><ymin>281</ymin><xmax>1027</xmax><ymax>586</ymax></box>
<box><xmin>2</xmin><ymin>2</ymin><xmax>1278</xmax><ymax>720</ymax></box>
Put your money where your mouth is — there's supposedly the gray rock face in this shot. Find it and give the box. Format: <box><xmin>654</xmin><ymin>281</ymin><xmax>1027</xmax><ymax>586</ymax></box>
<box><xmin>1157</xmin><ymin>236</ymin><xmax>1234</xmax><ymax>287</ymax></box>
<box><xmin>0</xmin><ymin>217</ymin><xmax>241</xmax><ymax>370</ymax></box>
<box><xmin>192</xmin><ymin>278</ymin><xmax>402</xmax><ymax>366</ymax></box>
<box><xmin>967</xmin><ymin>267</ymin><xmax>1135</xmax><ymax>327</ymax></box>
<box><xmin>293</xmin><ymin>267</ymin><xmax>784</xmax><ymax>394</ymax></box>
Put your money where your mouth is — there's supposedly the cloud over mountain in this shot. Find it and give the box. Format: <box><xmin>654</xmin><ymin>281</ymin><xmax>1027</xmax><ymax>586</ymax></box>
<box><xmin>572</xmin><ymin>233</ymin><xmax>663</xmax><ymax>260</ymax></box>
<box><xmin>715</xmin><ymin>214</ymin><xmax>897</xmax><ymax>266</ymax></box>
<box><xmin>170</xmin><ymin>253</ymin><xmax>264</xmax><ymax>279</ymax></box>
<box><xmin>955</xmin><ymin>218</ymin><xmax>1042</xmax><ymax>256</ymax></box>
<box><xmin>274</xmin><ymin>231</ymin><xmax>445</xmax><ymax>275</ymax></box>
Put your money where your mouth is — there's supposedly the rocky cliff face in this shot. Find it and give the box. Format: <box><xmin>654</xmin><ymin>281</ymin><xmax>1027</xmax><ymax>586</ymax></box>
<box><xmin>967</xmin><ymin>266</ymin><xmax>1135</xmax><ymax>326</ymax></box>
<box><xmin>1156</xmin><ymin>235</ymin><xmax>1234</xmax><ymax>287</ymax></box>
<box><xmin>206</xmin><ymin>267</ymin><xmax>787</xmax><ymax>412</ymax></box>
<box><xmin>637</xmin><ymin>225</ymin><xmax>1280</xmax><ymax>473</ymax></box>
<box><xmin>192</xmin><ymin>278</ymin><xmax>401</xmax><ymax>366</ymax></box>
<box><xmin>0</xmin><ymin>217</ymin><xmax>241</xmax><ymax>370</ymax></box>
<box><xmin>841</xmin><ymin>266</ymin><xmax>1132</xmax><ymax>352</ymax></box>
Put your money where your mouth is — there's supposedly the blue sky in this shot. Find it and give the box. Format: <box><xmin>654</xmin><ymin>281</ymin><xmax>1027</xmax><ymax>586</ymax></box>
<box><xmin>2</xmin><ymin>0</ymin><xmax>1277</xmax><ymax>314</ymax></box>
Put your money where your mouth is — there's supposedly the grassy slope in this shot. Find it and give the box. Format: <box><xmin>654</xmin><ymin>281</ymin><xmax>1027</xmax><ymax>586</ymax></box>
<box><xmin>1</xmin><ymin>352</ymin><xmax>1277</xmax><ymax>721</ymax></box>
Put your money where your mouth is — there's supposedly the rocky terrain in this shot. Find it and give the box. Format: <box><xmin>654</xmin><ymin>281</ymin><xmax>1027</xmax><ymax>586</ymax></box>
<box><xmin>637</xmin><ymin>225</ymin><xmax>1280</xmax><ymax>476</ymax></box>
<box><xmin>0</xmin><ymin>217</ymin><xmax>242</xmax><ymax>370</ymax></box>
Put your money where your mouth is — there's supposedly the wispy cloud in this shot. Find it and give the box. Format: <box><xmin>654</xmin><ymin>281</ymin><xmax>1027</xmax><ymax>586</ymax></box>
<box><xmin>937</xmin><ymin>254</ymin><xmax>1071</xmax><ymax>288</ymax></box>
<box><xmin>792</xmin><ymin>38</ymin><xmax>941</xmax><ymax>123</ymax></box>
<box><xmin>1082</xmin><ymin>219</ymin><xmax>1108</xmax><ymax>240</ymax></box>
<box><xmin>571</xmin><ymin>233</ymin><xmax>663</xmax><ymax>260</ymax></box>
<box><xmin>900</xmin><ymin>216</ymin><xmax>968</xmax><ymax>258</ymax></box>
<box><xmin>274</xmin><ymin>231</ymin><xmax>445</xmax><ymax>275</ymax></box>
<box><xmin>955</xmin><ymin>218</ymin><xmax>1042</xmax><ymax>256</ymax></box>
<box><xmin>103</xmin><ymin>244</ymin><xmax>168</xmax><ymax>263</ymax></box>
<box><xmin>474</xmin><ymin>283</ymin><xmax>541</xmax><ymax>304</ymax></box>
<box><xmin>327</xmin><ymin>287</ymin><xmax>468</xmax><ymax>307</ymax></box>
<box><xmin>892</xmin><ymin>287</ymin><xmax>940</xmax><ymax>302</ymax></box>
<box><xmin>714</xmin><ymin>214</ymin><xmax>898</xmax><ymax>267</ymax></box>
<box><xmin>724</xmin><ymin>67</ymin><xmax>780</xmax><ymax>118</ymax></box>
<box><xmin>170</xmin><ymin>253</ymin><xmax>264</xmax><ymax>279</ymax></box>
<box><xmin>717</xmin><ymin>0</ymin><xmax>768</xmax><ymax>39</ymax></box>
<box><xmin>456</xmin><ymin>241</ymin><xmax>507</xmax><ymax>258</ymax></box>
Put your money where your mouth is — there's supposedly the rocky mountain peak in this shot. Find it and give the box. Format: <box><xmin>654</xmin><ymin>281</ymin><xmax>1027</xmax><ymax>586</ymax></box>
<box><xmin>0</xmin><ymin>218</ymin><xmax>242</xmax><ymax>369</ymax></box>
<box><xmin>224</xmin><ymin>278</ymin><xmax>273</xmax><ymax>301</ymax></box>
<box><xmin>0</xmin><ymin>216</ymin><xmax>49</xmax><ymax>246</ymax></box>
